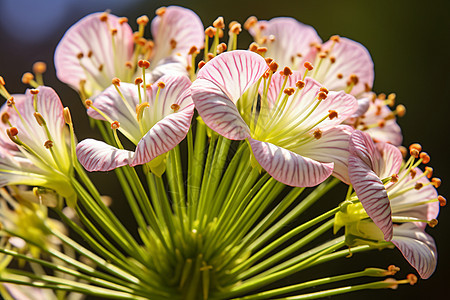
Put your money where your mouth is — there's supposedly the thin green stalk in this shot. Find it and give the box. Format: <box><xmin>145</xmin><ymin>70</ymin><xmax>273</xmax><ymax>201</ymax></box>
<box><xmin>249</xmin><ymin>178</ymin><xmax>340</xmax><ymax>252</ymax></box>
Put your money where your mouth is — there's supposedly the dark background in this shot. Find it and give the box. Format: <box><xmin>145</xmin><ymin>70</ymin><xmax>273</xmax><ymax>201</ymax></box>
<box><xmin>1</xmin><ymin>0</ymin><xmax>449</xmax><ymax>299</ymax></box>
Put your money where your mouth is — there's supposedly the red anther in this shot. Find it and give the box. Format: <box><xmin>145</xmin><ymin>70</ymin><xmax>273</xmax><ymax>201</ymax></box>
<box><xmin>171</xmin><ymin>104</ymin><xmax>180</xmax><ymax>112</ymax></box>
<box><xmin>318</xmin><ymin>91</ymin><xmax>328</xmax><ymax>100</ymax></box>
<box><xmin>205</xmin><ymin>26</ymin><xmax>216</xmax><ymax>38</ymax></box>
<box><xmin>330</xmin><ymin>35</ymin><xmax>340</xmax><ymax>43</ymax></box>
<box><xmin>396</xmin><ymin>104</ymin><xmax>406</xmax><ymax>117</ymax></box>
<box><xmin>1</xmin><ymin>112</ymin><xmax>10</xmax><ymax>124</ymax></box>
<box><xmin>390</xmin><ymin>174</ymin><xmax>399</xmax><ymax>183</ymax></box>
<box><xmin>198</xmin><ymin>61</ymin><xmax>206</xmax><ymax>69</ymax></box>
<box><xmin>420</xmin><ymin>152</ymin><xmax>430</xmax><ymax>164</ymax></box>
<box><xmin>21</xmin><ymin>72</ymin><xmax>34</xmax><ymax>84</ymax></box>
<box><xmin>337</xmin><ymin>73</ymin><xmax>343</xmax><ymax>79</ymax></box>
<box><xmin>377</xmin><ymin>119</ymin><xmax>386</xmax><ymax>128</ymax></box>
<box><xmin>282</xmin><ymin>67</ymin><xmax>293</xmax><ymax>76</ymax></box>
<box><xmin>438</xmin><ymin>195</ymin><xmax>446</xmax><ymax>206</ymax></box>
<box><xmin>414</xmin><ymin>182</ymin><xmax>424</xmax><ymax>190</ymax></box>
<box><xmin>155</xmin><ymin>7</ymin><xmax>166</xmax><ymax>16</ymax></box>
<box><xmin>328</xmin><ymin>110</ymin><xmax>338</xmax><ymax>119</ymax></box>
<box><xmin>257</xmin><ymin>47</ymin><xmax>268</xmax><ymax>54</ymax></box>
<box><xmin>44</xmin><ymin>140</ymin><xmax>54</xmax><ymax>149</ymax></box>
<box><xmin>429</xmin><ymin>219</ymin><xmax>438</xmax><ymax>228</ymax></box>
<box><xmin>99</xmin><ymin>12</ymin><xmax>108</xmax><ymax>22</ymax></box>
<box><xmin>244</xmin><ymin>16</ymin><xmax>257</xmax><ymax>30</ymax></box>
<box><xmin>313</xmin><ymin>128</ymin><xmax>322</xmax><ymax>139</ymax></box>
<box><xmin>170</xmin><ymin>39</ymin><xmax>177</xmax><ymax>49</ymax></box>
<box><xmin>157</xmin><ymin>82</ymin><xmax>165</xmax><ymax>89</ymax></box>
<box><xmin>387</xmin><ymin>265</ymin><xmax>400</xmax><ymax>275</ymax></box>
<box><xmin>213</xmin><ymin>16</ymin><xmax>225</xmax><ymax>29</ymax></box>
<box><xmin>30</xmin><ymin>89</ymin><xmax>39</xmax><ymax>95</ymax></box>
<box><xmin>207</xmin><ymin>53</ymin><xmax>215</xmax><ymax>60</ymax></box>
<box><xmin>9</xmin><ymin>127</ymin><xmax>18</xmax><ymax>136</ymax></box>
<box><xmin>134</xmin><ymin>77</ymin><xmax>143</xmax><ymax>85</ymax></box>
<box><xmin>138</xmin><ymin>59</ymin><xmax>150</xmax><ymax>69</ymax></box>
<box><xmin>230</xmin><ymin>23</ymin><xmax>242</xmax><ymax>34</ymax></box>
<box><xmin>431</xmin><ymin>178</ymin><xmax>441</xmax><ymax>188</ymax></box>
<box><xmin>125</xmin><ymin>61</ymin><xmax>133</xmax><ymax>69</ymax></box>
<box><xmin>85</xmin><ymin>99</ymin><xmax>93</xmax><ymax>107</ymax></box>
<box><xmin>189</xmin><ymin>46</ymin><xmax>198</xmax><ymax>55</ymax></box>
<box><xmin>410</xmin><ymin>148</ymin><xmax>420</xmax><ymax>158</ymax></box>
<box><xmin>409</xmin><ymin>143</ymin><xmax>422</xmax><ymax>152</ymax></box>
<box><xmin>319</xmin><ymin>87</ymin><xmax>329</xmax><ymax>94</ymax></box>
<box><xmin>425</xmin><ymin>166</ymin><xmax>433</xmax><ymax>178</ymax></box>
<box><xmin>77</xmin><ymin>52</ymin><xmax>84</xmax><ymax>59</ymax></box>
<box><xmin>111</xmin><ymin>28</ymin><xmax>118</xmax><ymax>36</ymax></box>
<box><xmin>296</xmin><ymin>80</ymin><xmax>305</xmax><ymax>89</ymax></box>
<box><xmin>112</xmin><ymin>78</ymin><xmax>121</xmax><ymax>86</ymax></box>
<box><xmin>364</xmin><ymin>83</ymin><xmax>372</xmax><ymax>92</ymax></box>
<box><xmin>263</xmin><ymin>70</ymin><xmax>270</xmax><ymax>79</ymax></box>
<box><xmin>349</xmin><ymin>74</ymin><xmax>359</xmax><ymax>85</ymax></box>
<box><xmin>265</xmin><ymin>61</ymin><xmax>277</xmax><ymax>73</ymax></box>
<box><xmin>249</xmin><ymin>42</ymin><xmax>259</xmax><ymax>52</ymax></box>
<box><xmin>118</xmin><ymin>17</ymin><xmax>128</xmax><ymax>25</ymax></box>
<box><xmin>407</xmin><ymin>274</ymin><xmax>418</xmax><ymax>285</ymax></box>
<box><xmin>0</xmin><ymin>76</ymin><xmax>5</xmax><ymax>85</ymax></box>
<box><xmin>33</xmin><ymin>61</ymin><xmax>47</xmax><ymax>74</ymax></box>
<box><xmin>283</xmin><ymin>88</ymin><xmax>295</xmax><ymax>96</ymax></box>
<box><xmin>304</xmin><ymin>61</ymin><xmax>314</xmax><ymax>71</ymax></box>
<box><xmin>137</xmin><ymin>15</ymin><xmax>149</xmax><ymax>25</ymax></box>
<box><xmin>111</xmin><ymin>121</ymin><xmax>120</xmax><ymax>129</ymax></box>
<box><xmin>329</xmin><ymin>56</ymin><xmax>336</xmax><ymax>63</ymax></box>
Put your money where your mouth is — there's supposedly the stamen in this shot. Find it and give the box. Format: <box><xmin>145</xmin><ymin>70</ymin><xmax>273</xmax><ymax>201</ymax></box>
<box><xmin>431</xmin><ymin>178</ymin><xmax>441</xmax><ymax>188</ymax></box>
<box><xmin>398</xmin><ymin>146</ymin><xmax>407</xmax><ymax>158</ymax></box>
<box><xmin>33</xmin><ymin>112</ymin><xmax>46</xmax><ymax>126</ymax></box>
<box><xmin>217</xmin><ymin>43</ymin><xmax>227</xmax><ymax>54</ymax></box>
<box><xmin>268</xmin><ymin>61</ymin><xmax>279</xmax><ymax>72</ymax></box>
<box><xmin>99</xmin><ymin>12</ymin><xmax>109</xmax><ymax>22</ymax></box>
<box><xmin>257</xmin><ymin>47</ymin><xmax>267</xmax><ymax>56</ymax></box>
<box><xmin>198</xmin><ymin>61</ymin><xmax>206</xmax><ymax>69</ymax></box>
<box><xmin>425</xmin><ymin>166</ymin><xmax>433</xmax><ymax>178</ymax></box>
<box><xmin>313</xmin><ymin>128</ymin><xmax>322</xmax><ymax>139</ymax></box>
<box><xmin>111</xmin><ymin>121</ymin><xmax>125</xmax><ymax>150</ymax></box>
<box><xmin>155</xmin><ymin>7</ymin><xmax>166</xmax><ymax>16</ymax></box>
<box><xmin>296</xmin><ymin>80</ymin><xmax>305</xmax><ymax>89</ymax></box>
<box><xmin>390</xmin><ymin>174</ymin><xmax>399</xmax><ymax>183</ymax></box>
<box><xmin>328</xmin><ymin>110</ymin><xmax>338</xmax><ymax>119</ymax></box>
<box><xmin>387</xmin><ymin>265</ymin><xmax>400</xmax><ymax>275</ymax></box>
<box><xmin>63</xmin><ymin>107</ymin><xmax>72</xmax><ymax>125</ymax></box>
<box><xmin>419</xmin><ymin>152</ymin><xmax>430</xmax><ymax>164</ymax></box>
<box><xmin>136</xmin><ymin>15</ymin><xmax>149</xmax><ymax>37</ymax></box>
<box><xmin>244</xmin><ymin>16</ymin><xmax>257</xmax><ymax>30</ymax></box>
<box><xmin>429</xmin><ymin>219</ymin><xmax>438</xmax><ymax>227</ymax></box>
<box><xmin>410</xmin><ymin>148</ymin><xmax>420</xmax><ymax>158</ymax></box>
<box><xmin>395</xmin><ymin>104</ymin><xmax>406</xmax><ymax>117</ymax></box>
<box><xmin>438</xmin><ymin>195</ymin><xmax>446</xmax><ymax>206</ymax></box>
<box><xmin>414</xmin><ymin>182</ymin><xmax>423</xmax><ymax>190</ymax></box>
<box><xmin>409</xmin><ymin>143</ymin><xmax>422</xmax><ymax>152</ymax></box>
<box><xmin>136</xmin><ymin>102</ymin><xmax>150</xmax><ymax>121</ymax></box>
<box><xmin>1</xmin><ymin>112</ymin><xmax>10</xmax><ymax>125</ymax></box>
<box><xmin>248</xmin><ymin>42</ymin><xmax>259</xmax><ymax>52</ymax></box>
<box><xmin>303</xmin><ymin>61</ymin><xmax>314</xmax><ymax>80</ymax></box>
<box><xmin>21</xmin><ymin>72</ymin><xmax>38</xmax><ymax>88</ymax></box>
<box><xmin>213</xmin><ymin>17</ymin><xmax>225</xmax><ymax>29</ymax></box>
<box><xmin>318</xmin><ymin>91</ymin><xmax>328</xmax><ymax>100</ymax></box>
<box><xmin>118</xmin><ymin>17</ymin><xmax>128</xmax><ymax>25</ymax></box>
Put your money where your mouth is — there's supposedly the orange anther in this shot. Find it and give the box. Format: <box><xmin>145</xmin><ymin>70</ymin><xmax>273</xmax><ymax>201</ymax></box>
<box><xmin>157</xmin><ymin>82</ymin><xmax>165</xmax><ymax>89</ymax></box>
<box><xmin>410</xmin><ymin>148</ymin><xmax>420</xmax><ymax>158</ymax></box>
<box><xmin>387</xmin><ymin>265</ymin><xmax>400</xmax><ymax>275</ymax></box>
<box><xmin>44</xmin><ymin>140</ymin><xmax>54</xmax><ymax>149</ymax></box>
<box><xmin>319</xmin><ymin>87</ymin><xmax>329</xmax><ymax>94</ymax></box>
<box><xmin>171</xmin><ymin>103</ymin><xmax>180</xmax><ymax>112</ymax></box>
<box><xmin>390</xmin><ymin>174</ymin><xmax>399</xmax><ymax>183</ymax></box>
<box><xmin>1</xmin><ymin>112</ymin><xmax>10</xmax><ymax>124</ymax></box>
<box><xmin>63</xmin><ymin>107</ymin><xmax>72</xmax><ymax>125</ymax></box>
<box><xmin>249</xmin><ymin>42</ymin><xmax>259</xmax><ymax>52</ymax></box>
<box><xmin>22</xmin><ymin>72</ymin><xmax>34</xmax><ymax>84</ymax></box>
<box><xmin>99</xmin><ymin>12</ymin><xmax>108</xmax><ymax>22</ymax></box>
<box><xmin>409</xmin><ymin>143</ymin><xmax>422</xmax><ymax>152</ymax></box>
<box><xmin>112</xmin><ymin>78</ymin><xmax>121</xmax><ymax>86</ymax></box>
<box><xmin>318</xmin><ymin>92</ymin><xmax>328</xmax><ymax>100</ymax></box>
<box><xmin>0</xmin><ymin>76</ymin><xmax>5</xmax><ymax>85</ymax></box>
<box><xmin>33</xmin><ymin>61</ymin><xmax>47</xmax><ymax>74</ymax></box>
<box><xmin>138</xmin><ymin>60</ymin><xmax>150</xmax><ymax>69</ymax></box>
<box><xmin>425</xmin><ymin>166</ymin><xmax>433</xmax><ymax>178</ymax></box>
<box><xmin>213</xmin><ymin>16</ymin><xmax>225</xmax><ymax>29</ymax></box>
<box><xmin>329</xmin><ymin>56</ymin><xmax>336</xmax><ymax>63</ymax></box>
<box><xmin>364</xmin><ymin>83</ymin><xmax>372</xmax><ymax>92</ymax></box>
<box><xmin>396</xmin><ymin>104</ymin><xmax>406</xmax><ymax>117</ymax></box>
<box><xmin>407</xmin><ymin>274</ymin><xmax>418</xmax><ymax>285</ymax></box>
<box><xmin>244</xmin><ymin>16</ymin><xmax>258</xmax><ymax>30</ymax></box>
<box><xmin>330</xmin><ymin>35</ymin><xmax>340</xmax><ymax>43</ymax></box>
<box><xmin>111</xmin><ymin>121</ymin><xmax>120</xmax><ymax>129</ymax></box>
<box><xmin>431</xmin><ymin>178</ymin><xmax>441</xmax><ymax>188</ymax></box>
<box><xmin>304</xmin><ymin>61</ymin><xmax>314</xmax><ymax>71</ymax></box>
<box><xmin>296</xmin><ymin>80</ymin><xmax>305</xmax><ymax>89</ymax></box>
<box><xmin>284</xmin><ymin>88</ymin><xmax>295</xmax><ymax>96</ymax></box>
<box><xmin>313</xmin><ymin>128</ymin><xmax>322</xmax><ymax>139</ymax></box>
<box><xmin>410</xmin><ymin>169</ymin><xmax>417</xmax><ymax>179</ymax></box>
<box><xmin>282</xmin><ymin>67</ymin><xmax>293</xmax><ymax>76</ymax></box>
<box><xmin>111</xmin><ymin>28</ymin><xmax>118</xmax><ymax>35</ymax></box>
<box><xmin>420</xmin><ymin>152</ymin><xmax>430</xmax><ymax>164</ymax></box>
<box><xmin>189</xmin><ymin>46</ymin><xmax>198</xmax><ymax>55</ymax></box>
<box><xmin>337</xmin><ymin>73</ymin><xmax>343</xmax><ymax>79</ymax></box>
<box><xmin>137</xmin><ymin>15</ymin><xmax>149</xmax><ymax>25</ymax></box>
<box><xmin>198</xmin><ymin>61</ymin><xmax>206</xmax><ymax>69</ymax></box>
<box><xmin>9</xmin><ymin>127</ymin><xmax>18</xmax><ymax>136</ymax></box>
<box><xmin>85</xmin><ymin>99</ymin><xmax>93</xmax><ymax>107</ymax></box>
<box><xmin>77</xmin><ymin>53</ymin><xmax>84</xmax><ymax>59</ymax></box>
<box><xmin>438</xmin><ymin>195</ymin><xmax>446</xmax><ymax>206</ymax></box>
<box><xmin>30</xmin><ymin>89</ymin><xmax>39</xmax><ymax>95</ymax></box>
<box><xmin>205</xmin><ymin>26</ymin><xmax>216</xmax><ymax>38</ymax></box>
<box><xmin>134</xmin><ymin>77</ymin><xmax>143</xmax><ymax>85</ymax></box>
<box><xmin>414</xmin><ymin>182</ymin><xmax>424</xmax><ymax>190</ymax></box>
<box><xmin>349</xmin><ymin>74</ymin><xmax>359</xmax><ymax>85</ymax></box>
<box><xmin>33</xmin><ymin>112</ymin><xmax>45</xmax><ymax>126</ymax></box>
<box><xmin>118</xmin><ymin>17</ymin><xmax>128</xmax><ymax>25</ymax></box>
<box><xmin>7</xmin><ymin>97</ymin><xmax>14</xmax><ymax>106</ymax></box>
<box><xmin>230</xmin><ymin>23</ymin><xmax>242</xmax><ymax>34</ymax></box>
<box><xmin>428</xmin><ymin>219</ymin><xmax>438</xmax><ymax>228</ymax></box>
<box><xmin>257</xmin><ymin>47</ymin><xmax>268</xmax><ymax>54</ymax></box>
<box><xmin>269</xmin><ymin>61</ymin><xmax>279</xmax><ymax>72</ymax></box>
<box><xmin>155</xmin><ymin>7</ymin><xmax>166</xmax><ymax>16</ymax></box>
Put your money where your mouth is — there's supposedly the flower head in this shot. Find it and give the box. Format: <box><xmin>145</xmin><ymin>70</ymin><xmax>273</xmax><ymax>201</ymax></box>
<box><xmin>76</xmin><ymin>75</ymin><xmax>194</xmax><ymax>173</ymax></box>
<box><xmin>0</xmin><ymin>85</ymin><xmax>75</xmax><ymax>202</ymax></box>
<box><xmin>54</xmin><ymin>6</ymin><xmax>204</xmax><ymax>98</ymax></box>
<box><xmin>192</xmin><ymin>50</ymin><xmax>358</xmax><ymax>186</ymax></box>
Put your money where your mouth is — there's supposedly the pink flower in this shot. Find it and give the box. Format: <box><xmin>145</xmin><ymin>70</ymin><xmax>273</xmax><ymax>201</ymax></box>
<box><xmin>247</xmin><ymin>17</ymin><xmax>374</xmax><ymax>97</ymax></box>
<box><xmin>76</xmin><ymin>75</ymin><xmax>193</xmax><ymax>172</ymax></box>
<box><xmin>54</xmin><ymin>6</ymin><xmax>204</xmax><ymax>98</ymax></box>
<box><xmin>0</xmin><ymin>87</ymin><xmax>75</xmax><ymax>201</ymax></box>
<box><xmin>191</xmin><ymin>50</ymin><xmax>358</xmax><ymax>187</ymax></box>
<box><xmin>348</xmin><ymin>130</ymin><xmax>440</xmax><ymax>240</ymax></box>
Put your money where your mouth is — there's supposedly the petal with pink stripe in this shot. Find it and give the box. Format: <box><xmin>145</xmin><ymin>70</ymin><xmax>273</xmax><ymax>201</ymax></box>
<box><xmin>249</xmin><ymin>138</ymin><xmax>333</xmax><ymax>187</ymax></box>
<box><xmin>349</xmin><ymin>130</ymin><xmax>393</xmax><ymax>241</ymax></box>
<box><xmin>55</xmin><ymin>13</ymin><xmax>134</xmax><ymax>96</ymax></box>
<box><xmin>392</xmin><ymin>223</ymin><xmax>437</xmax><ymax>279</ymax></box>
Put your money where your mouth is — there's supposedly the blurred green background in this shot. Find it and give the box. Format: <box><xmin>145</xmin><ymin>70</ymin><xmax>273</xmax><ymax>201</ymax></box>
<box><xmin>1</xmin><ymin>0</ymin><xmax>449</xmax><ymax>299</ymax></box>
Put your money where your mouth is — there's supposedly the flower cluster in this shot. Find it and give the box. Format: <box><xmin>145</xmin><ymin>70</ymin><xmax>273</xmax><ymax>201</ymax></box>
<box><xmin>0</xmin><ymin>5</ymin><xmax>444</xmax><ymax>300</ymax></box>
